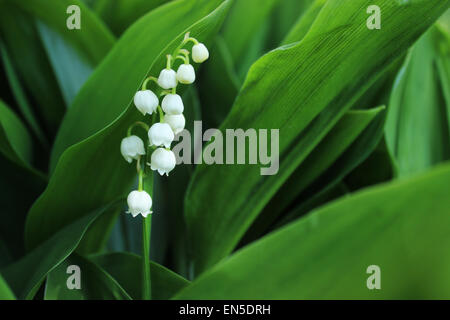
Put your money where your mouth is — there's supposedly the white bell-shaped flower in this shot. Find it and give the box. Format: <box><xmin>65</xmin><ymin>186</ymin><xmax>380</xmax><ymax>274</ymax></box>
<box><xmin>126</xmin><ymin>190</ymin><xmax>152</xmax><ymax>217</ymax></box>
<box><xmin>120</xmin><ymin>135</ymin><xmax>145</xmax><ymax>163</ymax></box>
<box><xmin>148</xmin><ymin>122</ymin><xmax>174</xmax><ymax>148</ymax></box>
<box><xmin>161</xmin><ymin>94</ymin><xmax>184</xmax><ymax>115</ymax></box>
<box><xmin>176</xmin><ymin>64</ymin><xmax>196</xmax><ymax>84</ymax></box>
<box><xmin>150</xmin><ymin>148</ymin><xmax>176</xmax><ymax>176</ymax></box>
<box><xmin>158</xmin><ymin>69</ymin><xmax>177</xmax><ymax>89</ymax></box>
<box><xmin>192</xmin><ymin>43</ymin><xmax>209</xmax><ymax>63</ymax></box>
<box><xmin>164</xmin><ymin>114</ymin><xmax>185</xmax><ymax>135</ymax></box>
<box><xmin>133</xmin><ymin>90</ymin><xmax>158</xmax><ymax>116</ymax></box>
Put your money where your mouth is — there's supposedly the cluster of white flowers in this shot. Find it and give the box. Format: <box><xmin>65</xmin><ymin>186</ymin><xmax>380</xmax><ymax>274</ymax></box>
<box><xmin>120</xmin><ymin>33</ymin><xmax>209</xmax><ymax>218</ymax></box>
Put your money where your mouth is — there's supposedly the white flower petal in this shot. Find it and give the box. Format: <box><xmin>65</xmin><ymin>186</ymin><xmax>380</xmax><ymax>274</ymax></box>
<box><xmin>192</xmin><ymin>43</ymin><xmax>209</xmax><ymax>63</ymax></box>
<box><xmin>161</xmin><ymin>94</ymin><xmax>184</xmax><ymax>115</ymax></box>
<box><xmin>120</xmin><ymin>135</ymin><xmax>145</xmax><ymax>163</ymax></box>
<box><xmin>164</xmin><ymin>114</ymin><xmax>185</xmax><ymax>135</ymax></box>
<box><xmin>150</xmin><ymin>148</ymin><xmax>176</xmax><ymax>176</ymax></box>
<box><xmin>158</xmin><ymin>69</ymin><xmax>177</xmax><ymax>89</ymax></box>
<box><xmin>133</xmin><ymin>90</ymin><xmax>158</xmax><ymax>115</ymax></box>
<box><xmin>176</xmin><ymin>64</ymin><xmax>196</xmax><ymax>84</ymax></box>
<box><xmin>126</xmin><ymin>190</ymin><xmax>152</xmax><ymax>218</ymax></box>
<box><xmin>148</xmin><ymin>122</ymin><xmax>174</xmax><ymax>148</ymax></box>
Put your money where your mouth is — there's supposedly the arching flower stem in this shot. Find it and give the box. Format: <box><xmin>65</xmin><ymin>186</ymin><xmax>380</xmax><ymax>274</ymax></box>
<box><xmin>142</xmin><ymin>76</ymin><xmax>159</xmax><ymax>91</ymax></box>
<box><xmin>127</xmin><ymin>121</ymin><xmax>150</xmax><ymax>136</ymax></box>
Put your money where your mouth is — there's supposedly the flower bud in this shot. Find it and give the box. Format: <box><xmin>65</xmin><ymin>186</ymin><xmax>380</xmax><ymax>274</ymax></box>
<box><xmin>148</xmin><ymin>122</ymin><xmax>174</xmax><ymax>148</ymax></box>
<box><xmin>133</xmin><ymin>90</ymin><xmax>158</xmax><ymax>116</ymax></box>
<box><xmin>176</xmin><ymin>64</ymin><xmax>196</xmax><ymax>84</ymax></box>
<box><xmin>158</xmin><ymin>69</ymin><xmax>177</xmax><ymax>89</ymax></box>
<box><xmin>150</xmin><ymin>148</ymin><xmax>176</xmax><ymax>176</ymax></box>
<box><xmin>162</xmin><ymin>94</ymin><xmax>184</xmax><ymax>115</ymax></box>
<box><xmin>126</xmin><ymin>190</ymin><xmax>152</xmax><ymax>217</ymax></box>
<box><xmin>192</xmin><ymin>43</ymin><xmax>209</xmax><ymax>63</ymax></box>
<box><xmin>164</xmin><ymin>114</ymin><xmax>185</xmax><ymax>135</ymax></box>
<box><xmin>120</xmin><ymin>135</ymin><xmax>145</xmax><ymax>163</ymax></box>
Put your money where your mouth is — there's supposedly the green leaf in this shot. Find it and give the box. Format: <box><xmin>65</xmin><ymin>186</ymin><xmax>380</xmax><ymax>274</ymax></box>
<box><xmin>270</xmin><ymin>0</ymin><xmax>314</xmax><ymax>45</ymax></box>
<box><xmin>1</xmin><ymin>203</ymin><xmax>116</xmax><ymax>300</ymax></box>
<box><xmin>282</xmin><ymin>0</ymin><xmax>326</xmax><ymax>45</ymax></box>
<box><xmin>243</xmin><ymin>107</ymin><xmax>386</xmax><ymax>243</ymax></box>
<box><xmin>386</xmin><ymin>26</ymin><xmax>450</xmax><ymax>177</ymax></box>
<box><xmin>45</xmin><ymin>253</ymin><xmax>131</xmax><ymax>300</ymax></box>
<box><xmin>344</xmin><ymin>138</ymin><xmax>396</xmax><ymax>191</ymax></box>
<box><xmin>222</xmin><ymin>0</ymin><xmax>280</xmax><ymax>63</ymax></box>
<box><xmin>0</xmin><ymin>3</ymin><xmax>65</xmax><ymax>138</ymax></box>
<box><xmin>185</xmin><ymin>0</ymin><xmax>450</xmax><ymax>274</ymax></box>
<box><xmin>276</xmin><ymin>120</ymin><xmax>392</xmax><ymax>229</ymax></box>
<box><xmin>36</xmin><ymin>21</ymin><xmax>94</xmax><ymax>106</ymax></box>
<box><xmin>0</xmin><ymin>101</ymin><xmax>46</xmax><ymax>260</ymax></box>
<box><xmin>0</xmin><ymin>100</ymin><xmax>33</xmax><ymax>166</ymax></box>
<box><xmin>0</xmin><ymin>42</ymin><xmax>49</xmax><ymax>147</ymax></box>
<box><xmin>176</xmin><ymin>163</ymin><xmax>450</xmax><ymax>299</ymax></box>
<box><xmin>93</xmin><ymin>0</ymin><xmax>170</xmax><ymax>36</ymax></box>
<box><xmin>198</xmin><ymin>36</ymin><xmax>240</xmax><ymax>129</ymax></box>
<box><xmin>89</xmin><ymin>252</ymin><xmax>190</xmax><ymax>300</ymax></box>
<box><xmin>0</xmin><ymin>273</ymin><xmax>15</xmax><ymax>300</ymax></box>
<box><xmin>25</xmin><ymin>0</ymin><xmax>232</xmax><ymax>254</ymax></box>
<box><xmin>8</xmin><ymin>0</ymin><xmax>115</xmax><ymax>66</ymax></box>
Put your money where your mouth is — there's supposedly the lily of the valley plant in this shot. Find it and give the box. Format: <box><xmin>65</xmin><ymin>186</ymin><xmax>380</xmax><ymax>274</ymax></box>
<box><xmin>120</xmin><ymin>32</ymin><xmax>208</xmax><ymax>299</ymax></box>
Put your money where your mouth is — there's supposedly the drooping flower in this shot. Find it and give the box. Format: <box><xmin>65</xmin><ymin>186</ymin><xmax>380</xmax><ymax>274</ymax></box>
<box><xmin>120</xmin><ymin>135</ymin><xmax>145</xmax><ymax>163</ymax></box>
<box><xmin>126</xmin><ymin>190</ymin><xmax>152</xmax><ymax>217</ymax></box>
<box><xmin>192</xmin><ymin>43</ymin><xmax>209</xmax><ymax>63</ymax></box>
<box><xmin>148</xmin><ymin>122</ymin><xmax>174</xmax><ymax>148</ymax></box>
<box><xmin>161</xmin><ymin>94</ymin><xmax>184</xmax><ymax>115</ymax></box>
<box><xmin>158</xmin><ymin>69</ymin><xmax>177</xmax><ymax>89</ymax></box>
<box><xmin>176</xmin><ymin>64</ymin><xmax>196</xmax><ymax>84</ymax></box>
<box><xmin>164</xmin><ymin>114</ymin><xmax>185</xmax><ymax>135</ymax></box>
<box><xmin>150</xmin><ymin>148</ymin><xmax>176</xmax><ymax>176</ymax></box>
<box><xmin>133</xmin><ymin>90</ymin><xmax>158</xmax><ymax>116</ymax></box>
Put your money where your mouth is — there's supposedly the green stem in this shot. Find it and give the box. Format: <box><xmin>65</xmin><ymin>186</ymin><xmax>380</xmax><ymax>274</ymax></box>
<box><xmin>175</xmin><ymin>55</ymin><xmax>188</xmax><ymax>65</ymax></box>
<box><xmin>127</xmin><ymin>121</ymin><xmax>150</xmax><ymax>136</ymax></box>
<box><xmin>140</xmin><ymin>168</ymin><xmax>152</xmax><ymax>300</ymax></box>
<box><xmin>142</xmin><ymin>214</ymin><xmax>152</xmax><ymax>300</ymax></box>
<box><xmin>166</xmin><ymin>54</ymin><xmax>172</xmax><ymax>69</ymax></box>
<box><xmin>142</xmin><ymin>76</ymin><xmax>158</xmax><ymax>91</ymax></box>
<box><xmin>157</xmin><ymin>106</ymin><xmax>165</xmax><ymax>122</ymax></box>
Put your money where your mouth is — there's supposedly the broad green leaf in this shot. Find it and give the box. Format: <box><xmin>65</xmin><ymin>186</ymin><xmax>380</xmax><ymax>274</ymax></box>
<box><xmin>276</xmin><ymin>119</ymin><xmax>390</xmax><ymax>229</ymax></box>
<box><xmin>176</xmin><ymin>163</ymin><xmax>450</xmax><ymax>299</ymax></box>
<box><xmin>270</xmin><ymin>0</ymin><xmax>314</xmax><ymax>45</ymax></box>
<box><xmin>0</xmin><ymin>100</ymin><xmax>33</xmax><ymax>166</ymax></box>
<box><xmin>8</xmin><ymin>0</ymin><xmax>115</xmax><ymax>67</ymax></box>
<box><xmin>36</xmin><ymin>21</ymin><xmax>94</xmax><ymax>106</ymax></box>
<box><xmin>222</xmin><ymin>0</ymin><xmax>280</xmax><ymax>63</ymax></box>
<box><xmin>185</xmin><ymin>0</ymin><xmax>450</xmax><ymax>274</ymax></box>
<box><xmin>25</xmin><ymin>0</ymin><xmax>231</xmax><ymax>254</ymax></box>
<box><xmin>89</xmin><ymin>252</ymin><xmax>190</xmax><ymax>300</ymax></box>
<box><xmin>244</xmin><ymin>107</ymin><xmax>386</xmax><ymax>243</ymax></box>
<box><xmin>344</xmin><ymin>138</ymin><xmax>396</xmax><ymax>191</ymax></box>
<box><xmin>45</xmin><ymin>253</ymin><xmax>131</xmax><ymax>300</ymax></box>
<box><xmin>198</xmin><ymin>36</ymin><xmax>240</xmax><ymax>129</ymax></box>
<box><xmin>94</xmin><ymin>0</ymin><xmax>170</xmax><ymax>35</ymax></box>
<box><xmin>0</xmin><ymin>101</ymin><xmax>46</xmax><ymax>260</ymax></box>
<box><xmin>0</xmin><ymin>3</ymin><xmax>65</xmax><ymax>139</ymax></box>
<box><xmin>1</xmin><ymin>204</ymin><xmax>116</xmax><ymax>300</ymax></box>
<box><xmin>0</xmin><ymin>273</ymin><xmax>15</xmax><ymax>300</ymax></box>
<box><xmin>282</xmin><ymin>0</ymin><xmax>326</xmax><ymax>45</ymax></box>
<box><xmin>0</xmin><ymin>42</ymin><xmax>48</xmax><ymax>147</ymax></box>
<box><xmin>386</xmin><ymin>26</ymin><xmax>450</xmax><ymax>177</ymax></box>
